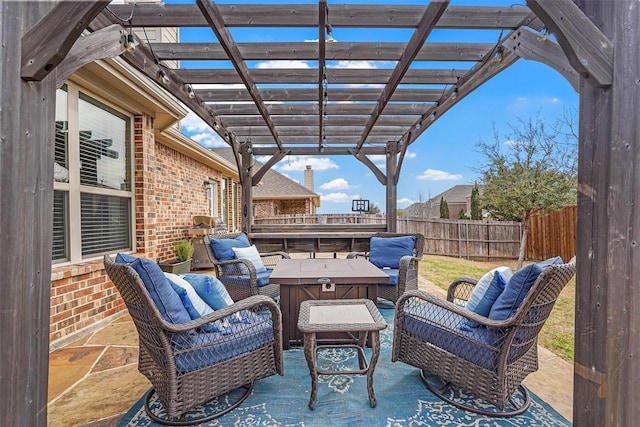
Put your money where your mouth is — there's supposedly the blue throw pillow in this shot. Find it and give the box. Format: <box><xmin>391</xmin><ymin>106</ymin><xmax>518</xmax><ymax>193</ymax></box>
<box><xmin>537</xmin><ymin>256</ymin><xmax>563</xmax><ymax>268</ymax></box>
<box><xmin>461</xmin><ymin>267</ymin><xmax>512</xmax><ymax>330</ymax></box>
<box><xmin>115</xmin><ymin>254</ymin><xmax>192</xmax><ymax>325</ymax></box>
<box><xmin>489</xmin><ymin>263</ymin><xmax>543</xmax><ymax>321</ymax></box>
<box><xmin>369</xmin><ymin>236</ymin><xmax>416</xmax><ymax>269</ymax></box>
<box><xmin>183</xmin><ymin>273</ymin><xmax>234</xmax><ymax>310</ymax></box>
<box><xmin>210</xmin><ymin>234</ymin><xmax>251</xmax><ymax>261</ymax></box>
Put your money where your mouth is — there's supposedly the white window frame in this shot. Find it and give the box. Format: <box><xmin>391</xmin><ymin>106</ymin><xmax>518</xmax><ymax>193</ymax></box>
<box><xmin>53</xmin><ymin>83</ymin><xmax>134</xmax><ymax>264</ymax></box>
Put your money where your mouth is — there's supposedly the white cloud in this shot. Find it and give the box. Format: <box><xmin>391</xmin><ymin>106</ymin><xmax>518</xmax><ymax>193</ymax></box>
<box><xmin>257</xmin><ymin>60</ymin><xmax>311</xmax><ymax>69</ymax></box>
<box><xmin>180</xmin><ymin>112</ymin><xmax>227</xmax><ymax>148</ymax></box>
<box><xmin>321</xmin><ymin>192</ymin><xmax>360</xmax><ymax>203</ymax></box>
<box><xmin>406</xmin><ymin>151</ymin><xmax>417</xmax><ymax>159</ymax></box>
<box><xmin>398</xmin><ymin>197</ymin><xmax>415</xmax><ymax>207</ymax></box>
<box><xmin>320</xmin><ymin>178</ymin><xmax>350</xmax><ymax>190</ymax></box>
<box><xmin>417</xmin><ymin>169</ymin><xmax>463</xmax><ymax>181</ymax></box>
<box><xmin>276</xmin><ymin>156</ymin><xmax>339</xmax><ymax>172</ymax></box>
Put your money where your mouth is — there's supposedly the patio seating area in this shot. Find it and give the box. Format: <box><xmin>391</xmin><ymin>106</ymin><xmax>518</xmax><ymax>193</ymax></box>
<box><xmin>47</xmin><ymin>268</ymin><xmax>574</xmax><ymax>427</ymax></box>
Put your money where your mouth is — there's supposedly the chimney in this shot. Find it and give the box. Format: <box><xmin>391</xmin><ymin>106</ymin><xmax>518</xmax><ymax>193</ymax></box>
<box><xmin>304</xmin><ymin>165</ymin><xmax>314</xmax><ymax>192</ymax></box>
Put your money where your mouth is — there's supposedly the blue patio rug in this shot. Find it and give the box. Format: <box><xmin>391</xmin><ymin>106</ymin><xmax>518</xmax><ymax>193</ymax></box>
<box><xmin>118</xmin><ymin>304</ymin><xmax>571</xmax><ymax>427</ymax></box>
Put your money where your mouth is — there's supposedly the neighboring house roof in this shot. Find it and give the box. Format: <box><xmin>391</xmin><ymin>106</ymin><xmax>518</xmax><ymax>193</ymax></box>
<box><xmin>402</xmin><ymin>184</ymin><xmax>483</xmax><ymax>216</ymax></box>
<box><xmin>211</xmin><ymin>148</ymin><xmax>320</xmax><ymax>206</ymax></box>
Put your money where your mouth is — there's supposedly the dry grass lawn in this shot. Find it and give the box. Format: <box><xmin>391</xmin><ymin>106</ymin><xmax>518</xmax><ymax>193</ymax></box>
<box><xmin>418</xmin><ymin>255</ymin><xmax>576</xmax><ymax>362</ymax></box>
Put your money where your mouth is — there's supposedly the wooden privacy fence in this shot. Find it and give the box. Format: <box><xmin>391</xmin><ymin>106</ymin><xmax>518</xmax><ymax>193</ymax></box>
<box><xmin>398</xmin><ymin>217</ymin><xmax>522</xmax><ymax>260</ymax></box>
<box><xmin>254</xmin><ymin>207</ymin><xmax>577</xmax><ymax>262</ymax></box>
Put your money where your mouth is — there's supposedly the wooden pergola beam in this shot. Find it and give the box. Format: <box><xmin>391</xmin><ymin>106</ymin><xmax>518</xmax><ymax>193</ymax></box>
<box><xmin>348</xmin><ymin>148</ymin><xmax>387</xmax><ymax>185</ymax></box>
<box><xmin>502</xmin><ymin>26</ymin><xmax>580</xmax><ymax>92</ymax></box>
<box><xmin>196</xmin><ymin>0</ymin><xmax>282</xmax><ymax>150</ymax></box>
<box><xmin>151</xmin><ymin>41</ymin><xmax>494</xmax><ymax>62</ymax></box>
<box><xmin>108</xmin><ymin>4</ymin><xmax>534</xmax><ymax>29</ymax></box>
<box><xmin>526</xmin><ymin>0</ymin><xmax>613</xmax><ymax>87</ymax></box>
<box><xmin>21</xmin><ymin>0</ymin><xmax>111</xmax><ymax>81</ymax></box>
<box><xmin>253</xmin><ymin>146</ymin><xmax>387</xmax><ymax>156</ymax></box>
<box><xmin>251</xmin><ymin>150</ymin><xmax>290</xmax><ymax>186</ymax></box>
<box><xmin>356</xmin><ymin>0</ymin><xmax>450</xmax><ymax>150</ymax></box>
<box><xmin>318</xmin><ymin>0</ymin><xmax>327</xmax><ymax>152</ymax></box>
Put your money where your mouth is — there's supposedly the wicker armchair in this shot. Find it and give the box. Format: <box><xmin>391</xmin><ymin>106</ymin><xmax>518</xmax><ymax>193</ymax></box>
<box><xmin>103</xmin><ymin>255</ymin><xmax>283</xmax><ymax>425</ymax></box>
<box><xmin>347</xmin><ymin>232</ymin><xmax>424</xmax><ymax>304</ymax></box>
<box><xmin>392</xmin><ymin>259</ymin><xmax>576</xmax><ymax>417</ymax></box>
<box><xmin>204</xmin><ymin>232</ymin><xmax>290</xmax><ymax>301</ymax></box>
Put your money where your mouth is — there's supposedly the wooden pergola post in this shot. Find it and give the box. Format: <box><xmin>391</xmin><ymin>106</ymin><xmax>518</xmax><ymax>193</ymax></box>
<box><xmin>386</xmin><ymin>141</ymin><xmax>398</xmax><ymax>232</ymax></box>
<box><xmin>1</xmin><ymin>2</ymin><xmax>57</xmax><ymax>425</ymax></box>
<box><xmin>572</xmin><ymin>1</ymin><xmax>640</xmax><ymax>424</ymax></box>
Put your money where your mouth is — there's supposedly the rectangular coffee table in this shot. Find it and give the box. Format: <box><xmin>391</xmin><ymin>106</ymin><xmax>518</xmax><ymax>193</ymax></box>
<box><xmin>269</xmin><ymin>258</ymin><xmax>389</xmax><ymax>349</ymax></box>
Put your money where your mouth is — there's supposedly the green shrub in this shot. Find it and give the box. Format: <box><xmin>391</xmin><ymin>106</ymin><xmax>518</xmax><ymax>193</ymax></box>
<box><xmin>173</xmin><ymin>239</ymin><xmax>194</xmax><ymax>262</ymax></box>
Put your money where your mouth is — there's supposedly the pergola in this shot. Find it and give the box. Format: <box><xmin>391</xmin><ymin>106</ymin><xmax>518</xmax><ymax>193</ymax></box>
<box><xmin>2</xmin><ymin>1</ymin><xmax>638</xmax><ymax>425</ymax></box>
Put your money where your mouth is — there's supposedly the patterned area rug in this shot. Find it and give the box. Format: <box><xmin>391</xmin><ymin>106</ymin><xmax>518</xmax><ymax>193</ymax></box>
<box><xmin>118</xmin><ymin>305</ymin><xmax>571</xmax><ymax>427</ymax></box>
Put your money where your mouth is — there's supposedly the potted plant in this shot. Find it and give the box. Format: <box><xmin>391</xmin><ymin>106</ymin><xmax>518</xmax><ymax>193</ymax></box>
<box><xmin>159</xmin><ymin>239</ymin><xmax>194</xmax><ymax>274</ymax></box>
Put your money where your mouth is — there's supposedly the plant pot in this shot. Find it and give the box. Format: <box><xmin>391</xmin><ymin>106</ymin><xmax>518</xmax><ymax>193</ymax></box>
<box><xmin>159</xmin><ymin>259</ymin><xmax>192</xmax><ymax>274</ymax></box>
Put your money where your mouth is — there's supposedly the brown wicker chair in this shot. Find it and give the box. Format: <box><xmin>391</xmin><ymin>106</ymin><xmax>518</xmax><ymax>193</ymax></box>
<box><xmin>203</xmin><ymin>232</ymin><xmax>290</xmax><ymax>301</ymax></box>
<box><xmin>347</xmin><ymin>232</ymin><xmax>424</xmax><ymax>304</ymax></box>
<box><xmin>392</xmin><ymin>259</ymin><xmax>576</xmax><ymax>417</ymax></box>
<box><xmin>103</xmin><ymin>255</ymin><xmax>283</xmax><ymax>425</ymax></box>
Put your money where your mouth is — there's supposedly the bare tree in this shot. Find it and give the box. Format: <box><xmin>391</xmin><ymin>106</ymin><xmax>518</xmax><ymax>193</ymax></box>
<box><xmin>477</xmin><ymin>112</ymin><xmax>577</xmax><ymax>268</ymax></box>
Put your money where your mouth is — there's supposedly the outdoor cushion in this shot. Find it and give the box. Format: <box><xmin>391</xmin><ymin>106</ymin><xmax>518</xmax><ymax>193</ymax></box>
<box><xmin>232</xmin><ymin>244</ymin><xmax>267</xmax><ymax>273</ymax></box>
<box><xmin>164</xmin><ymin>272</ymin><xmax>215</xmax><ymax>317</ymax></box>
<box><xmin>174</xmin><ymin>313</ymin><xmax>274</xmax><ymax>372</ymax></box>
<box><xmin>183</xmin><ymin>273</ymin><xmax>234</xmax><ymax>310</ymax></box>
<box><xmin>224</xmin><ymin>269</ymin><xmax>273</xmax><ymax>288</ymax></box>
<box><xmin>489</xmin><ymin>263</ymin><xmax>543</xmax><ymax>321</ymax></box>
<box><xmin>115</xmin><ymin>253</ymin><xmax>191</xmax><ymax>325</ymax></box>
<box><xmin>381</xmin><ymin>268</ymin><xmax>399</xmax><ymax>285</ymax></box>
<box><xmin>209</xmin><ymin>233</ymin><xmax>251</xmax><ymax>261</ymax></box>
<box><xmin>537</xmin><ymin>256</ymin><xmax>563</xmax><ymax>268</ymax></box>
<box><xmin>403</xmin><ymin>303</ymin><xmax>501</xmax><ymax>370</ymax></box>
<box><xmin>369</xmin><ymin>235</ymin><xmax>416</xmax><ymax>269</ymax></box>
<box><xmin>462</xmin><ymin>267</ymin><xmax>512</xmax><ymax>329</ymax></box>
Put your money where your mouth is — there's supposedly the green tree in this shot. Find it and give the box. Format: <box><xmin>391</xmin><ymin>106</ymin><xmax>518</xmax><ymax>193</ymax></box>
<box><xmin>457</xmin><ymin>208</ymin><xmax>467</xmax><ymax>219</ymax></box>
<box><xmin>367</xmin><ymin>203</ymin><xmax>381</xmax><ymax>215</ymax></box>
<box><xmin>439</xmin><ymin>197</ymin><xmax>449</xmax><ymax>219</ymax></box>
<box><xmin>470</xmin><ymin>182</ymin><xmax>482</xmax><ymax>220</ymax></box>
<box><xmin>477</xmin><ymin>113</ymin><xmax>577</xmax><ymax>268</ymax></box>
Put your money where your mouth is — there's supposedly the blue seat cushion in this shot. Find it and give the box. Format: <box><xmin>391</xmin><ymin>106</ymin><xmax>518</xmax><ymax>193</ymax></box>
<box><xmin>403</xmin><ymin>303</ymin><xmax>501</xmax><ymax>370</ymax></box>
<box><xmin>489</xmin><ymin>263</ymin><xmax>543</xmax><ymax>321</ymax></box>
<box><xmin>379</xmin><ymin>268</ymin><xmax>399</xmax><ymax>285</ymax></box>
<box><xmin>115</xmin><ymin>253</ymin><xmax>191</xmax><ymax>325</ymax></box>
<box><xmin>210</xmin><ymin>234</ymin><xmax>251</xmax><ymax>261</ymax></box>
<box><xmin>369</xmin><ymin>235</ymin><xmax>416</xmax><ymax>269</ymax></box>
<box><xmin>222</xmin><ymin>268</ymin><xmax>273</xmax><ymax>288</ymax></box>
<box><xmin>174</xmin><ymin>312</ymin><xmax>275</xmax><ymax>372</ymax></box>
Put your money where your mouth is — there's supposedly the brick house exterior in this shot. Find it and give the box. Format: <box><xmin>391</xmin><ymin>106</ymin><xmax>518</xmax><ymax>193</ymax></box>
<box><xmin>49</xmin><ymin>59</ymin><xmax>240</xmax><ymax>347</ymax></box>
<box><xmin>212</xmin><ymin>148</ymin><xmax>320</xmax><ymax>217</ymax></box>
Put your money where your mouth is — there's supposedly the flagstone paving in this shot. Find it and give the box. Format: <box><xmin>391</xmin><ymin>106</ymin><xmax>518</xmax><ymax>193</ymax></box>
<box><xmin>47</xmin><ymin>274</ymin><xmax>574</xmax><ymax>426</ymax></box>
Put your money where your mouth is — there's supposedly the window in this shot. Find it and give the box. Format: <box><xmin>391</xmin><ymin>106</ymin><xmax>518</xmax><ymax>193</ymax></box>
<box><xmin>53</xmin><ymin>85</ymin><xmax>133</xmax><ymax>262</ymax></box>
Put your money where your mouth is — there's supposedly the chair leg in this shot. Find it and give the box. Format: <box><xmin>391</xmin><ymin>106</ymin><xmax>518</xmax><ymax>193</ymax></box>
<box><xmin>143</xmin><ymin>383</ymin><xmax>254</xmax><ymax>426</ymax></box>
<box><xmin>419</xmin><ymin>370</ymin><xmax>531</xmax><ymax>418</ymax></box>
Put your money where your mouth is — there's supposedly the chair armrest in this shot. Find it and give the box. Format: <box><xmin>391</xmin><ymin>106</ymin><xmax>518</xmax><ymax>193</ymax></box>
<box><xmin>259</xmin><ymin>251</ymin><xmax>290</xmax><ymax>268</ymax></box>
<box><xmin>447</xmin><ymin>277</ymin><xmax>478</xmax><ymax>305</ymax></box>
<box><xmin>214</xmin><ymin>258</ymin><xmax>257</xmax><ymax>278</ymax></box>
<box><xmin>396</xmin><ymin>289</ymin><xmax>519</xmax><ymax>330</ymax></box>
<box><xmin>346</xmin><ymin>251</ymin><xmax>368</xmax><ymax>259</ymax></box>
<box><xmin>396</xmin><ymin>255</ymin><xmax>421</xmax><ymax>293</ymax></box>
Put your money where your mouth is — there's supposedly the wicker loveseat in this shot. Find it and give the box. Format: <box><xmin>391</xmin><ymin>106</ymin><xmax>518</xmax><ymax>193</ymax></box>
<box><xmin>204</xmin><ymin>232</ymin><xmax>290</xmax><ymax>301</ymax></box>
<box><xmin>104</xmin><ymin>255</ymin><xmax>283</xmax><ymax>424</ymax></box>
<box><xmin>347</xmin><ymin>232</ymin><xmax>424</xmax><ymax>304</ymax></box>
<box><xmin>392</xmin><ymin>258</ymin><xmax>576</xmax><ymax>417</ymax></box>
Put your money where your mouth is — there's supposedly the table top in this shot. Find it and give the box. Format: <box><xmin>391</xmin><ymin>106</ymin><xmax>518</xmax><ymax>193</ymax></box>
<box><xmin>269</xmin><ymin>258</ymin><xmax>389</xmax><ymax>285</ymax></box>
<box><xmin>298</xmin><ymin>299</ymin><xmax>387</xmax><ymax>333</ymax></box>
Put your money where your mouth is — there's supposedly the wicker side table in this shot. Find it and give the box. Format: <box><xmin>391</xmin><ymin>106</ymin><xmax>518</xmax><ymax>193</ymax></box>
<box><xmin>297</xmin><ymin>299</ymin><xmax>387</xmax><ymax>409</ymax></box>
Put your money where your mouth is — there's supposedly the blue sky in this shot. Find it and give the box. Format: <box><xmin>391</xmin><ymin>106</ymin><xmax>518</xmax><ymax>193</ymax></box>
<box><xmin>152</xmin><ymin>0</ymin><xmax>579</xmax><ymax>213</ymax></box>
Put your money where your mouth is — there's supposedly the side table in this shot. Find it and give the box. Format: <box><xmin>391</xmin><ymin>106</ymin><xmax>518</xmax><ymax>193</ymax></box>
<box><xmin>297</xmin><ymin>299</ymin><xmax>387</xmax><ymax>409</ymax></box>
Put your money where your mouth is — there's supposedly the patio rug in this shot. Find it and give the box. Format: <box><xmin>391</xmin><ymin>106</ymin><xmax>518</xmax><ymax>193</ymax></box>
<box><xmin>118</xmin><ymin>304</ymin><xmax>571</xmax><ymax>427</ymax></box>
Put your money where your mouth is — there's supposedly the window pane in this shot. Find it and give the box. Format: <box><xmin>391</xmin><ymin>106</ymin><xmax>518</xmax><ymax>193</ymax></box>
<box><xmin>81</xmin><ymin>193</ymin><xmax>131</xmax><ymax>256</ymax></box>
<box><xmin>52</xmin><ymin>190</ymin><xmax>68</xmax><ymax>261</ymax></box>
<box><xmin>78</xmin><ymin>93</ymin><xmax>131</xmax><ymax>191</ymax></box>
<box><xmin>55</xmin><ymin>87</ymin><xmax>69</xmax><ymax>183</ymax></box>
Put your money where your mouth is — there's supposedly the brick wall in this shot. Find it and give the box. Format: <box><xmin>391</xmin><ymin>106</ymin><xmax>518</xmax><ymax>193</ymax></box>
<box><xmin>48</xmin><ymin>113</ymin><xmax>240</xmax><ymax>347</ymax></box>
<box><xmin>254</xmin><ymin>199</ymin><xmax>314</xmax><ymax>217</ymax></box>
